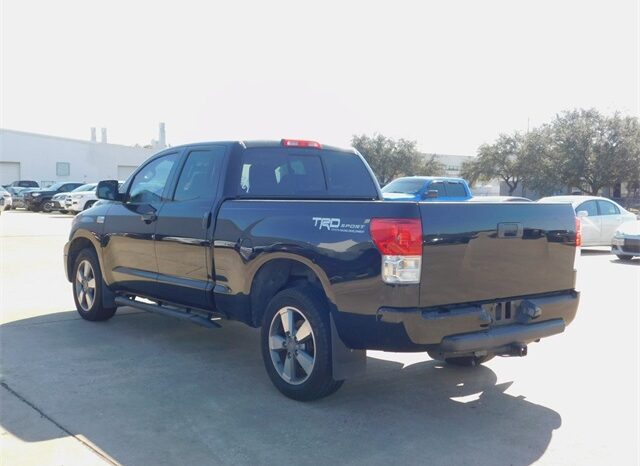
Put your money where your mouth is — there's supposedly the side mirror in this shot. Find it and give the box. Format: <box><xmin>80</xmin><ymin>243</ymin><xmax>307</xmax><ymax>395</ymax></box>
<box><xmin>425</xmin><ymin>190</ymin><xmax>439</xmax><ymax>199</ymax></box>
<box><xmin>97</xmin><ymin>180</ymin><xmax>121</xmax><ymax>201</ymax></box>
<box><xmin>577</xmin><ymin>210</ymin><xmax>589</xmax><ymax>218</ymax></box>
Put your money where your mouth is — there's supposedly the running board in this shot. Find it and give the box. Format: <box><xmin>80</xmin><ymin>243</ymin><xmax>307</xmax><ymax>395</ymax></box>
<box><xmin>114</xmin><ymin>296</ymin><xmax>221</xmax><ymax>328</ymax></box>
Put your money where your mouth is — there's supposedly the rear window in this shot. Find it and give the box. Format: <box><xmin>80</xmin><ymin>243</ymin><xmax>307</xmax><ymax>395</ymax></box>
<box><xmin>239</xmin><ymin>148</ymin><xmax>378</xmax><ymax>199</ymax></box>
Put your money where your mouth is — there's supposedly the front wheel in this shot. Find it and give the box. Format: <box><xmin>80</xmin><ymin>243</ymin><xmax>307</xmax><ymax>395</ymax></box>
<box><xmin>261</xmin><ymin>286</ymin><xmax>343</xmax><ymax>401</ymax></box>
<box><xmin>83</xmin><ymin>200</ymin><xmax>96</xmax><ymax>210</ymax></box>
<box><xmin>72</xmin><ymin>248</ymin><xmax>116</xmax><ymax>321</ymax></box>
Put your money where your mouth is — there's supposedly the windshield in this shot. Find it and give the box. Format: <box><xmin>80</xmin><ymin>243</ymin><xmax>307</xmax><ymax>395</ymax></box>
<box><xmin>73</xmin><ymin>183</ymin><xmax>97</xmax><ymax>192</ymax></box>
<box><xmin>46</xmin><ymin>182</ymin><xmax>65</xmax><ymax>191</ymax></box>
<box><xmin>381</xmin><ymin>179</ymin><xmax>426</xmax><ymax>195</ymax></box>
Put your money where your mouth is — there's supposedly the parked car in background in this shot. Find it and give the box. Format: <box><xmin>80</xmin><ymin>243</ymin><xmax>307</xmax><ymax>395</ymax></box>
<box><xmin>469</xmin><ymin>196</ymin><xmax>532</xmax><ymax>202</ymax></box>
<box><xmin>44</xmin><ymin>192</ymin><xmax>72</xmax><ymax>213</ymax></box>
<box><xmin>382</xmin><ymin>176</ymin><xmax>473</xmax><ymax>201</ymax></box>
<box><xmin>611</xmin><ymin>220</ymin><xmax>640</xmax><ymax>261</ymax></box>
<box><xmin>64</xmin><ymin>183</ymin><xmax>100</xmax><ymax>213</ymax></box>
<box><xmin>538</xmin><ymin>196</ymin><xmax>636</xmax><ymax>247</ymax></box>
<box><xmin>5</xmin><ymin>187</ymin><xmax>35</xmax><ymax>209</ymax></box>
<box><xmin>23</xmin><ymin>182</ymin><xmax>84</xmax><ymax>212</ymax></box>
<box><xmin>4</xmin><ymin>180</ymin><xmax>39</xmax><ymax>189</ymax></box>
<box><xmin>0</xmin><ymin>187</ymin><xmax>12</xmax><ymax>211</ymax></box>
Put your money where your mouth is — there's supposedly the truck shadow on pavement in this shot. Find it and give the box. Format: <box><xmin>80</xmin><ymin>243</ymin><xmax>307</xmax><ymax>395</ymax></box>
<box><xmin>1</xmin><ymin>310</ymin><xmax>561</xmax><ymax>466</ymax></box>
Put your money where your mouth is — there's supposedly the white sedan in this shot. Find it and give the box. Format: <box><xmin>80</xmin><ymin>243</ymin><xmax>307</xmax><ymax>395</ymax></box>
<box><xmin>64</xmin><ymin>183</ymin><xmax>98</xmax><ymax>213</ymax></box>
<box><xmin>611</xmin><ymin>220</ymin><xmax>640</xmax><ymax>260</ymax></box>
<box><xmin>538</xmin><ymin>195</ymin><xmax>637</xmax><ymax>247</ymax></box>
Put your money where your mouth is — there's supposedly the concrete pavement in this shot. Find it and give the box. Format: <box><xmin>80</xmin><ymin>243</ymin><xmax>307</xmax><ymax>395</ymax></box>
<box><xmin>1</xmin><ymin>211</ymin><xmax>638</xmax><ymax>465</ymax></box>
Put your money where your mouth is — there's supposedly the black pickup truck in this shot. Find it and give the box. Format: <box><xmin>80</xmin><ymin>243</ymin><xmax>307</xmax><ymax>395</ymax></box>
<box><xmin>64</xmin><ymin>139</ymin><xmax>580</xmax><ymax>400</ymax></box>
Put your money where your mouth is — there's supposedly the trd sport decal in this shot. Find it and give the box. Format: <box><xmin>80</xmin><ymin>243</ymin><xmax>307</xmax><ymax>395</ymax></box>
<box><xmin>312</xmin><ymin>217</ymin><xmax>368</xmax><ymax>233</ymax></box>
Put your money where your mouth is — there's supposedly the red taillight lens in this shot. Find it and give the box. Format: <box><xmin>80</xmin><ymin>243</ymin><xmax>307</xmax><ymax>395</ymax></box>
<box><xmin>370</xmin><ymin>218</ymin><xmax>422</xmax><ymax>255</ymax></box>
<box><xmin>575</xmin><ymin>217</ymin><xmax>582</xmax><ymax>247</ymax></box>
<box><xmin>281</xmin><ymin>139</ymin><xmax>322</xmax><ymax>149</ymax></box>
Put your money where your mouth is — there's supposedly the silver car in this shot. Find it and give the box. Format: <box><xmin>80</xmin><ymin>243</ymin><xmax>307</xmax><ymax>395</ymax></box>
<box><xmin>611</xmin><ymin>220</ymin><xmax>640</xmax><ymax>261</ymax></box>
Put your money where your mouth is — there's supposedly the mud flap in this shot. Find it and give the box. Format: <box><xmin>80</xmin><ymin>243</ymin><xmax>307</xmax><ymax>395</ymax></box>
<box><xmin>331</xmin><ymin>313</ymin><xmax>366</xmax><ymax>380</ymax></box>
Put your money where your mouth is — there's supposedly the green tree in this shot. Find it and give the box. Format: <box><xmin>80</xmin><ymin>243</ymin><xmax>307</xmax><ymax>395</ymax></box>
<box><xmin>519</xmin><ymin>126</ymin><xmax>562</xmax><ymax>197</ymax></box>
<box><xmin>551</xmin><ymin>109</ymin><xmax>640</xmax><ymax>195</ymax></box>
<box><xmin>351</xmin><ymin>134</ymin><xmax>444</xmax><ymax>186</ymax></box>
<box><xmin>460</xmin><ymin>133</ymin><xmax>526</xmax><ymax>195</ymax></box>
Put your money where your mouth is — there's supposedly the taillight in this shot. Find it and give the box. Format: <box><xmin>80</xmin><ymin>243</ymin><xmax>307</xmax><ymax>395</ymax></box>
<box><xmin>575</xmin><ymin>217</ymin><xmax>582</xmax><ymax>247</ymax></box>
<box><xmin>370</xmin><ymin>218</ymin><xmax>422</xmax><ymax>284</ymax></box>
<box><xmin>281</xmin><ymin>139</ymin><xmax>322</xmax><ymax>149</ymax></box>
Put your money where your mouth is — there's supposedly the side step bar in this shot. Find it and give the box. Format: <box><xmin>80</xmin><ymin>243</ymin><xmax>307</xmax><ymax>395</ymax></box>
<box><xmin>114</xmin><ymin>296</ymin><xmax>221</xmax><ymax>328</ymax></box>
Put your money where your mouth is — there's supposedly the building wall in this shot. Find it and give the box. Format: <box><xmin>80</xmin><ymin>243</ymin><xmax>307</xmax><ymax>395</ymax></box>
<box><xmin>0</xmin><ymin>129</ymin><xmax>158</xmax><ymax>186</ymax></box>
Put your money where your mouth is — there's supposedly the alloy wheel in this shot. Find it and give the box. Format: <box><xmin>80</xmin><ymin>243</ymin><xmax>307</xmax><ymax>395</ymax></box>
<box><xmin>75</xmin><ymin>260</ymin><xmax>96</xmax><ymax>312</ymax></box>
<box><xmin>268</xmin><ymin>306</ymin><xmax>316</xmax><ymax>385</ymax></box>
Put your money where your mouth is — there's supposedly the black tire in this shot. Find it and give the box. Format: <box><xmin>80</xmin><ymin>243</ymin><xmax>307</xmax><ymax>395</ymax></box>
<box><xmin>617</xmin><ymin>254</ymin><xmax>634</xmax><ymax>261</ymax></box>
<box><xmin>42</xmin><ymin>202</ymin><xmax>53</xmax><ymax>212</ymax></box>
<box><xmin>60</xmin><ymin>210</ymin><xmax>68</xmax><ymax>214</ymax></box>
<box><xmin>72</xmin><ymin>248</ymin><xmax>117</xmax><ymax>321</ymax></box>
<box><xmin>445</xmin><ymin>354</ymin><xmax>495</xmax><ymax>367</ymax></box>
<box><xmin>83</xmin><ymin>200</ymin><xmax>96</xmax><ymax>210</ymax></box>
<box><xmin>261</xmin><ymin>286</ymin><xmax>343</xmax><ymax>401</ymax></box>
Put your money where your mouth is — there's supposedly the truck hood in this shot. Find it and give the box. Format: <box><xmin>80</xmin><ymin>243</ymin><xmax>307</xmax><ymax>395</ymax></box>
<box><xmin>382</xmin><ymin>192</ymin><xmax>420</xmax><ymax>201</ymax></box>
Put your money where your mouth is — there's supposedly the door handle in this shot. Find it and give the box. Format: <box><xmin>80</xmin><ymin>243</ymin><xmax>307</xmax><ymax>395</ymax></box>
<box><xmin>141</xmin><ymin>211</ymin><xmax>157</xmax><ymax>224</ymax></box>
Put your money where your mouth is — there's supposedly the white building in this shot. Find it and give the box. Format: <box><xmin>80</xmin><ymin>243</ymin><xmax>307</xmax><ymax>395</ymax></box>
<box><xmin>0</xmin><ymin>124</ymin><xmax>166</xmax><ymax>187</ymax></box>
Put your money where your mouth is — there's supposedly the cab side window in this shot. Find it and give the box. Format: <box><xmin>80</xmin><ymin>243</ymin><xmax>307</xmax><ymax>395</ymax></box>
<box><xmin>597</xmin><ymin>200</ymin><xmax>619</xmax><ymax>215</ymax></box>
<box><xmin>576</xmin><ymin>200</ymin><xmax>598</xmax><ymax>217</ymax></box>
<box><xmin>429</xmin><ymin>181</ymin><xmax>447</xmax><ymax>197</ymax></box>
<box><xmin>446</xmin><ymin>182</ymin><xmax>467</xmax><ymax>198</ymax></box>
<box><xmin>173</xmin><ymin>147</ymin><xmax>225</xmax><ymax>202</ymax></box>
<box><xmin>129</xmin><ymin>153</ymin><xmax>180</xmax><ymax>204</ymax></box>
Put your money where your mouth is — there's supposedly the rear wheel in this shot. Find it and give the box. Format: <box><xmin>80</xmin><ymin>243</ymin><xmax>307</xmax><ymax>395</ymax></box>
<box><xmin>261</xmin><ymin>286</ymin><xmax>343</xmax><ymax>401</ymax></box>
<box><xmin>42</xmin><ymin>202</ymin><xmax>53</xmax><ymax>212</ymax></box>
<box><xmin>72</xmin><ymin>248</ymin><xmax>116</xmax><ymax>321</ymax></box>
<box><xmin>616</xmin><ymin>254</ymin><xmax>634</xmax><ymax>261</ymax></box>
<box><xmin>84</xmin><ymin>200</ymin><xmax>96</xmax><ymax>210</ymax></box>
<box><xmin>445</xmin><ymin>354</ymin><xmax>495</xmax><ymax>367</ymax></box>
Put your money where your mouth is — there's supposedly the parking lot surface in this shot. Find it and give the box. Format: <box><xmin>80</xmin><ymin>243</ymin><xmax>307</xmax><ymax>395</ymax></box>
<box><xmin>1</xmin><ymin>211</ymin><xmax>638</xmax><ymax>466</ymax></box>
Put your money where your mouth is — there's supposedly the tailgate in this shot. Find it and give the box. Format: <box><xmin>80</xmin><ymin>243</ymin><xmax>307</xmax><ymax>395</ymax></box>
<box><xmin>419</xmin><ymin>203</ymin><xmax>578</xmax><ymax>308</ymax></box>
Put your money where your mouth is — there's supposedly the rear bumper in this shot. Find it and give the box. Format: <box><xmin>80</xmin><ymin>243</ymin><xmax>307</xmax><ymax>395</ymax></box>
<box><xmin>438</xmin><ymin>318</ymin><xmax>564</xmax><ymax>355</ymax></box>
<box><xmin>352</xmin><ymin>290</ymin><xmax>579</xmax><ymax>354</ymax></box>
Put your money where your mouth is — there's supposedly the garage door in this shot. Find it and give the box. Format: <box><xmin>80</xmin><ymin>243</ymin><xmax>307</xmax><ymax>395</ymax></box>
<box><xmin>0</xmin><ymin>162</ymin><xmax>21</xmax><ymax>186</ymax></box>
<box><xmin>117</xmin><ymin>165</ymin><xmax>137</xmax><ymax>182</ymax></box>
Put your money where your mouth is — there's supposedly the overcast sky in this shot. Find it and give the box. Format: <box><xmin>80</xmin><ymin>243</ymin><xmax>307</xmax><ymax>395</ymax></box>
<box><xmin>1</xmin><ymin>0</ymin><xmax>638</xmax><ymax>155</ymax></box>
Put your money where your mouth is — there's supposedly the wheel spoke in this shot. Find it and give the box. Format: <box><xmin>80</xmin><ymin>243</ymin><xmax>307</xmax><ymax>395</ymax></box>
<box><xmin>296</xmin><ymin>350</ymin><xmax>314</xmax><ymax>375</ymax></box>
<box><xmin>280</xmin><ymin>309</ymin><xmax>295</xmax><ymax>336</ymax></box>
<box><xmin>269</xmin><ymin>335</ymin><xmax>286</xmax><ymax>351</ymax></box>
<box><xmin>296</xmin><ymin>320</ymin><xmax>312</xmax><ymax>342</ymax></box>
<box><xmin>83</xmin><ymin>261</ymin><xmax>91</xmax><ymax>278</ymax></box>
<box><xmin>77</xmin><ymin>268</ymin><xmax>85</xmax><ymax>282</ymax></box>
<box><xmin>283</xmin><ymin>355</ymin><xmax>295</xmax><ymax>381</ymax></box>
<box><xmin>87</xmin><ymin>278</ymin><xmax>96</xmax><ymax>290</ymax></box>
<box><xmin>78</xmin><ymin>289</ymin><xmax>85</xmax><ymax>305</ymax></box>
<box><xmin>85</xmin><ymin>289</ymin><xmax>94</xmax><ymax>308</ymax></box>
